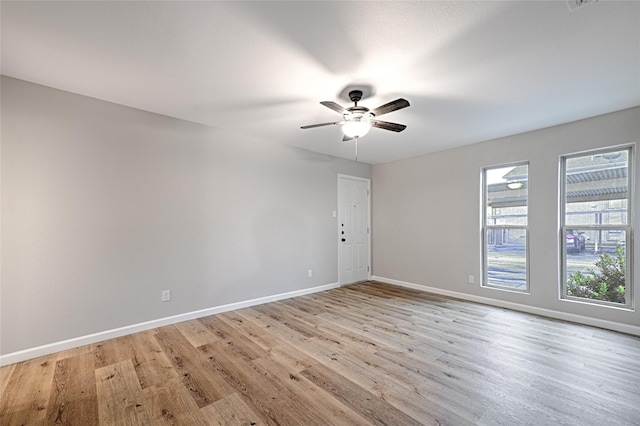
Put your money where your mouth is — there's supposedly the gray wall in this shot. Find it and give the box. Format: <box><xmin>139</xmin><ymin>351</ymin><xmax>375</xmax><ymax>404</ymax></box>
<box><xmin>373</xmin><ymin>106</ymin><xmax>640</xmax><ymax>328</ymax></box>
<box><xmin>0</xmin><ymin>76</ymin><xmax>371</xmax><ymax>355</ymax></box>
<box><xmin>3</xmin><ymin>75</ymin><xmax>638</xmax><ymax>357</ymax></box>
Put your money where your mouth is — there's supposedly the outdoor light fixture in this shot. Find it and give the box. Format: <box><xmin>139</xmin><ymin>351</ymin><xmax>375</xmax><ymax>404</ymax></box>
<box><xmin>507</xmin><ymin>181</ymin><xmax>524</xmax><ymax>190</ymax></box>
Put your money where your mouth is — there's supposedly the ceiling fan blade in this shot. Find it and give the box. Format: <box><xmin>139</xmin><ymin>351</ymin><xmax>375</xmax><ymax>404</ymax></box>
<box><xmin>320</xmin><ymin>101</ymin><xmax>348</xmax><ymax>114</ymax></box>
<box><xmin>370</xmin><ymin>98</ymin><xmax>410</xmax><ymax>117</ymax></box>
<box><xmin>342</xmin><ymin>134</ymin><xmax>354</xmax><ymax>142</ymax></box>
<box><xmin>371</xmin><ymin>120</ymin><xmax>407</xmax><ymax>132</ymax></box>
<box><xmin>301</xmin><ymin>121</ymin><xmax>341</xmax><ymax>129</ymax></box>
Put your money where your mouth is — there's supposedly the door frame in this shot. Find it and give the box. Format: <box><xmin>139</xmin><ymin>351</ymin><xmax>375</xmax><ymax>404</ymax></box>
<box><xmin>337</xmin><ymin>174</ymin><xmax>372</xmax><ymax>285</ymax></box>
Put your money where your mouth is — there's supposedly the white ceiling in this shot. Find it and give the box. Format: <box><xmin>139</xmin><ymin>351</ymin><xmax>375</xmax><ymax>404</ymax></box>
<box><xmin>2</xmin><ymin>1</ymin><xmax>639</xmax><ymax>164</ymax></box>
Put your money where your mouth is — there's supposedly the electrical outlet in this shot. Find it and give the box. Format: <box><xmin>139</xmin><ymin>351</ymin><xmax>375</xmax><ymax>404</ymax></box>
<box><xmin>162</xmin><ymin>290</ymin><xmax>171</xmax><ymax>302</ymax></box>
<box><xmin>468</xmin><ymin>275</ymin><xmax>475</xmax><ymax>284</ymax></box>
<box><xmin>308</xmin><ymin>269</ymin><xmax>313</xmax><ymax>278</ymax></box>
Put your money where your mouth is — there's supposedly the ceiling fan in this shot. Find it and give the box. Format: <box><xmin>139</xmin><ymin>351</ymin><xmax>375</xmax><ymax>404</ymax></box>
<box><xmin>301</xmin><ymin>90</ymin><xmax>410</xmax><ymax>142</ymax></box>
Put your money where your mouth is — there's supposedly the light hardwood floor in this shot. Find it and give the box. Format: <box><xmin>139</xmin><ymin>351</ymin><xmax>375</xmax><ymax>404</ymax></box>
<box><xmin>1</xmin><ymin>282</ymin><xmax>639</xmax><ymax>425</ymax></box>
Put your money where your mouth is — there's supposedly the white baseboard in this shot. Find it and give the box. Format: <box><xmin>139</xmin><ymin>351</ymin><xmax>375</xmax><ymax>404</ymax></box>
<box><xmin>371</xmin><ymin>275</ymin><xmax>640</xmax><ymax>337</ymax></box>
<box><xmin>0</xmin><ymin>282</ymin><xmax>340</xmax><ymax>366</ymax></box>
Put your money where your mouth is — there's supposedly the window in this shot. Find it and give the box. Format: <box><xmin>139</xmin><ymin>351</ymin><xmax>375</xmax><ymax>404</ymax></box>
<box><xmin>560</xmin><ymin>147</ymin><xmax>633</xmax><ymax>308</ymax></box>
<box><xmin>482</xmin><ymin>163</ymin><xmax>529</xmax><ymax>291</ymax></box>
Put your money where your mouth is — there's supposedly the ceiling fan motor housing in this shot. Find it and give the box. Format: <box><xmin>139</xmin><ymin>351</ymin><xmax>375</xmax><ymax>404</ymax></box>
<box><xmin>349</xmin><ymin>90</ymin><xmax>364</xmax><ymax>103</ymax></box>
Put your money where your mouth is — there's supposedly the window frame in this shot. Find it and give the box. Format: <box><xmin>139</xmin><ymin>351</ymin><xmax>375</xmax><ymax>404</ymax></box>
<box><xmin>481</xmin><ymin>161</ymin><xmax>530</xmax><ymax>293</ymax></box>
<box><xmin>559</xmin><ymin>145</ymin><xmax>634</xmax><ymax>309</ymax></box>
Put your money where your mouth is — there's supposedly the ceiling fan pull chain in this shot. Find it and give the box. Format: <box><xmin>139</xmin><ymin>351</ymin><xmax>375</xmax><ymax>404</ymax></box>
<box><xmin>355</xmin><ymin>137</ymin><xmax>358</xmax><ymax>162</ymax></box>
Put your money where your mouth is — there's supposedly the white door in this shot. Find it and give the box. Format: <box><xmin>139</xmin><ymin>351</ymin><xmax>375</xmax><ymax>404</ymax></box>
<box><xmin>338</xmin><ymin>175</ymin><xmax>370</xmax><ymax>285</ymax></box>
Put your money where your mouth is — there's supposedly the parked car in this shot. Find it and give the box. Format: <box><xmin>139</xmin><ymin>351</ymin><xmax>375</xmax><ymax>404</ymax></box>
<box><xmin>566</xmin><ymin>230</ymin><xmax>587</xmax><ymax>252</ymax></box>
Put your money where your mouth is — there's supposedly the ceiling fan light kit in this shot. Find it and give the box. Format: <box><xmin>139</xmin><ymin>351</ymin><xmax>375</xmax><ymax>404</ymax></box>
<box><xmin>342</xmin><ymin>115</ymin><xmax>371</xmax><ymax>138</ymax></box>
<box><xmin>301</xmin><ymin>89</ymin><xmax>410</xmax><ymax>160</ymax></box>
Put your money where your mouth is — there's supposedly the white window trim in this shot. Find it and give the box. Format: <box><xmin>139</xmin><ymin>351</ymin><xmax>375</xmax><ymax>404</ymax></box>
<box><xmin>559</xmin><ymin>145</ymin><xmax>634</xmax><ymax>310</ymax></box>
<box><xmin>481</xmin><ymin>162</ymin><xmax>530</xmax><ymax>293</ymax></box>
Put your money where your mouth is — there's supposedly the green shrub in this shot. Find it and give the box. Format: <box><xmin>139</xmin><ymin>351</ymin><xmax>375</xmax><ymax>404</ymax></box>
<box><xmin>567</xmin><ymin>246</ymin><xmax>626</xmax><ymax>304</ymax></box>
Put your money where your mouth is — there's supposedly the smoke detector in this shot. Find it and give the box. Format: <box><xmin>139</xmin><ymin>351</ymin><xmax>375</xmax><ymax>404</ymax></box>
<box><xmin>567</xmin><ymin>0</ymin><xmax>598</xmax><ymax>12</ymax></box>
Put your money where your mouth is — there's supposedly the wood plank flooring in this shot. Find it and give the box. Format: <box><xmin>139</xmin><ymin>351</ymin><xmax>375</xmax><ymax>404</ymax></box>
<box><xmin>2</xmin><ymin>281</ymin><xmax>640</xmax><ymax>425</ymax></box>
